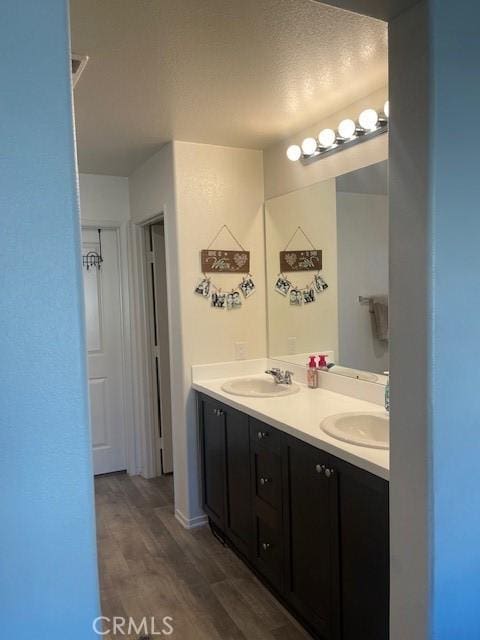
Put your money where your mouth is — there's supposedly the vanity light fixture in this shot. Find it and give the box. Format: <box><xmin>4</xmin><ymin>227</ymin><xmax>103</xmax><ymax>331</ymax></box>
<box><xmin>318</xmin><ymin>128</ymin><xmax>336</xmax><ymax>148</ymax></box>
<box><xmin>337</xmin><ymin>118</ymin><xmax>356</xmax><ymax>140</ymax></box>
<box><xmin>358</xmin><ymin>108</ymin><xmax>379</xmax><ymax>131</ymax></box>
<box><xmin>286</xmin><ymin>102</ymin><xmax>389</xmax><ymax>164</ymax></box>
<box><xmin>301</xmin><ymin>137</ymin><xmax>318</xmax><ymax>155</ymax></box>
<box><xmin>286</xmin><ymin>144</ymin><xmax>302</xmax><ymax>162</ymax></box>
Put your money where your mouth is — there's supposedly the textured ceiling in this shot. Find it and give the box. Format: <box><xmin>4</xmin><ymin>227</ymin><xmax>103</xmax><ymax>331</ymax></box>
<box><xmin>70</xmin><ymin>0</ymin><xmax>387</xmax><ymax>176</ymax></box>
<box><xmin>313</xmin><ymin>0</ymin><xmax>419</xmax><ymax>21</ymax></box>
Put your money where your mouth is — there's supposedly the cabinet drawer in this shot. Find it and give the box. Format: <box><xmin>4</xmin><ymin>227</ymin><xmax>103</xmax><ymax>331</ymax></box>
<box><xmin>250</xmin><ymin>418</ymin><xmax>283</xmax><ymax>453</ymax></box>
<box><xmin>254</xmin><ymin>515</ymin><xmax>283</xmax><ymax>591</ymax></box>
<box><xmin>254</xmin><ymin>448</ymin><xmax>282</xmax><ymax>511</ymax></box>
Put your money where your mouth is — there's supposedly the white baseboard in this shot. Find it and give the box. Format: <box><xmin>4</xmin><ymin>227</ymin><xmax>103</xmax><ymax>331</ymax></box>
<box><xmin>175</xmin><ymin>508</ymin><xmax>208</xmax><ymax>530</ymax></box>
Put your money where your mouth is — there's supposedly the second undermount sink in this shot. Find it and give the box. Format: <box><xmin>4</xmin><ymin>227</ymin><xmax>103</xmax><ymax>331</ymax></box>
<box><xmin>321</xmin><ymin>412</ymin><xmax>389</xmax><ymax>449</ymax></box>
<box><xmin>221</xmin><ymin>376</ymin><xmax>300</xmax><ymax>398</ymax></box>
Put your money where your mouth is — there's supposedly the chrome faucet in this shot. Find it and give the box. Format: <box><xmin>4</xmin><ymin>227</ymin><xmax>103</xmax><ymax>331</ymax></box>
<box><xmin>265</xmin><ymin>368</ymin><xmax>294</xmax><ymax>385</ymax></box>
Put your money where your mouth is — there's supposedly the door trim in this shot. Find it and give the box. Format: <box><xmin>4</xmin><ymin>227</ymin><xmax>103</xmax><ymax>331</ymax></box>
<box><xmin>82</xmin><ymin>219</ymin><xmax>137</xmax><ymax>476</ymax></box>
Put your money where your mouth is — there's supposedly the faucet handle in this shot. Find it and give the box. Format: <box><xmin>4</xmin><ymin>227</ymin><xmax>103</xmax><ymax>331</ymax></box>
<box><xmin>284</xmin><ymin>370</ymin><xmax>294</xmax><ymax>384</ymax></box>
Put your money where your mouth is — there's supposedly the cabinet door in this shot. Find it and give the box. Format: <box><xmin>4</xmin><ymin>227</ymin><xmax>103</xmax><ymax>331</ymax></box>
<box><xmin>224</xmin><ymin>407</ymin><xmax>252</xmax><ymax>558</ymax></box>
<box><xmin>199</xmin><ymin>396</ymin><xmax>226</xmax><ymax>529</ymax></box>
<box><xmin>336</xmin><ymin>459</ymin><xmax>389</xmax><ymax>640</ymax></box>
<box><xmin>285</xmin><ymin>437</ymin><xmax>340</xmax><ymax>640</ymax></box>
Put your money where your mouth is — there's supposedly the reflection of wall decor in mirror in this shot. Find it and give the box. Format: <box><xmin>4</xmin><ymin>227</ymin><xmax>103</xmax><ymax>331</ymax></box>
<box><xmin>194</xmin><ymin>224</ymin><xmax>255</xmax><ymax>310</ymax></box>
<box><xmin>265</xmin><ymin>161</ymin><xmax>389</xmax><ymax>379</ymax></box>
<box><xmin>274</xmin><ymin>226</ymin><xmax>328</xmax><ymax>307</ymax></box>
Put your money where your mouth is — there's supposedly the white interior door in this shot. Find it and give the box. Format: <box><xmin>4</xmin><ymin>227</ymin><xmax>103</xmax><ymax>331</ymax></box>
<box><xmin>82</xmin><ymin>228</ymin><xmax>127</xmax><ymax>475</ymax></box>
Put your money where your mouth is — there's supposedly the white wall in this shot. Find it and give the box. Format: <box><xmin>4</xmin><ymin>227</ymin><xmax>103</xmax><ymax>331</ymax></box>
<box><xmin>172</xmin><ymin>141</ymin><xmax>265</xmax><ymax>524</ymax></box>
<box><xmin>128</xmin><ymin>145</ymin><xmax>176</xmax><ymax>224</ymax></box>
<box><xmin>336</xmin><ymin>192</ymin><xmax>388</xmax><ymax>373</ymax></box>
<box><xmin>78</xmin><ymin>174</ymin><xmax>131</xmax><ymax>223</ymax></box>
<box><xmin>129</xmin><ymin>141</ymin><xmax>265</xmax><ymax>526</ymax></box>
<box><xmin>265</xmin><ymin>179</ymin><xmax>338</xmax><ymax>359</ymax></box>
<box><xmin>263</xmin><ymin>87</ymin><xmax>388</xmax><ymax>200</ymax></box>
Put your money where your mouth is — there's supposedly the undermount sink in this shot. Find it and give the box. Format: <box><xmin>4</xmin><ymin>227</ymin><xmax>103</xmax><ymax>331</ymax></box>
<box><xmin>321</xmin><ymin>412</ymin><xmax>389</xmax><ymax>449</ymax></box>
<box><xmin>221</xmin><ymin>377</ymin><xmax>300</xmax><ymax>398</ymax></box>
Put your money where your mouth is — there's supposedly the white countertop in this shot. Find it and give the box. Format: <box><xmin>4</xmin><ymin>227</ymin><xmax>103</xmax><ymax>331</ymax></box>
<box><xmin>193</xmin><ymin>374</ymin><xmax>389</xmax><ymax>481</ymax></box>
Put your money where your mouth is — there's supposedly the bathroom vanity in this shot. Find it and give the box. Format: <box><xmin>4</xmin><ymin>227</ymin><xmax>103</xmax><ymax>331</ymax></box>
<box><xmin>195</xmin><ymin>374</ymin><xmax>389</xmax><ymax>640</ymax></box>
<box><xmin>193</xmin><ymin>160</ymin><xmax>390</xmax><ymax>639</ymax></box>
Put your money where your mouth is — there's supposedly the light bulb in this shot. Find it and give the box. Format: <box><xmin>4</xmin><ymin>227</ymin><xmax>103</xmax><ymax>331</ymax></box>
<box><xmin>318</xmin><ymin>128</ymin><xmax>336</xmax><ymax>148</ymax></box>
<box><xmin>384</xmin><ymin>100</ymin><xmax>389</xmax><ymax>118</ymax></box>
<box><xmin>359</xmin><ymin>108</ymin><xmax>379</xmax><ymax>130</ymax></box>
<box><xmin>286</xmin><ymin>144</ymin><xmax>302</xmax><ymax>162</ymax></box>
<box><xmin>301</xmin><ymin>137</ymin><xmax>318</xmax><ymax>156</ymax></box>
<box><xmin>338</xmin><ymin>118</ymin><xmax>356</xmax><ymax>139</ymax></box>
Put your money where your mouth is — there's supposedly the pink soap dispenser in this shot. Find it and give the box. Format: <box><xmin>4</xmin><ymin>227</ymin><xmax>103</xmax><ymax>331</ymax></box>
<box><xmin>307</xmin><ymin>355</ymin><xmax>319</xmax><ymax>388</ymax></box>
<box><xmin>317</xmin><ymin>354</ymin><xmax>328</xmax><ymax>371</ymax></box>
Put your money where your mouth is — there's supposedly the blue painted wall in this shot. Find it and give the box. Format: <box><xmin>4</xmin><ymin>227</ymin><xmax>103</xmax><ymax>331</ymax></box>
<box><xmin>430</xmin><ymin>2</ymin><xmax>480</xmax><ymax>637</ymax></box>
<box><xmin>0</xmin><ymin>2</ymin><xmax>100</xmax><ymax>638</ymax></box>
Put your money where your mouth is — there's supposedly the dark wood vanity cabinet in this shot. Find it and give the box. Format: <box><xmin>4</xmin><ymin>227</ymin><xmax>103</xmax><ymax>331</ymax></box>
<box><xmin>198</xmin><ymin>395</ymin><xmax>252</xmax><ymax>558</ymax></box>
<box><xmin>336</xmin><ymin>458</ymin><xmax>389</xmax><ymax>640</ymax></box>
<box><xmin>198</xmin><ymin>393</ymin><xmax>389</xmax><ymax>640</ymax></box>
<box><xmin>284</xmin><ymin>436</ymin><xmax>341</xmax><ymax>640</ymax></box>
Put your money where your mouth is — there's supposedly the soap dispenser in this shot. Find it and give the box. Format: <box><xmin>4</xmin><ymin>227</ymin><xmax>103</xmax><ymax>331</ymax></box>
<box><xmin>317</xmin><ymin>355</ymin><xmax>328</xmax><ymax>371</ymax></box>
<box><xmin>307</xmin><ymin>355</ymin><xmax>318</xmax><ymax>389</ymax></box>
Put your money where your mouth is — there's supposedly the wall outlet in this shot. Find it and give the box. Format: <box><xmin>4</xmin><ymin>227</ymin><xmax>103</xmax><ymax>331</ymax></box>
<box><xmin>234</xmin><ymin>341</ymin><xmax>248</xmax><ymax>360</ymax></box>
<box><xmin>287</xmin><ymin>337</ymin><xmax>297</xmax><ymax>354</ymax></box>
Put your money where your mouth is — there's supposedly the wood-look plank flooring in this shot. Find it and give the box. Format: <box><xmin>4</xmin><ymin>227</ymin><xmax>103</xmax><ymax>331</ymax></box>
<box><xmin>95</xmin><ymin>473</ymin><xmax>312</xmax><ymax>640</ymax></box>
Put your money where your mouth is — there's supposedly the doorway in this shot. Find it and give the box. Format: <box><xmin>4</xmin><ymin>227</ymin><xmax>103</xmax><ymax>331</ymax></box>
<box><xmin>82</xmin><ymin>227</ymin><xmax>127</xmax><ymax>475</ymax></box>
<box><xmin>144</xmin><ymin>220</ymin><xmax>174</xmax><ymax>475</ymax></box>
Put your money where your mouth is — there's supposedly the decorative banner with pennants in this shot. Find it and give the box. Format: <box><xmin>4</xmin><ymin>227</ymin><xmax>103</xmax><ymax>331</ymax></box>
<box><xmin>194</xmin><ymin>224</ymin><xmax>255</xmax><ymax>310</ymax></box>
<box><xmin>275</xmin><ymin>226</ymin><xmax>328</xmax><ymax>306</ymax></box>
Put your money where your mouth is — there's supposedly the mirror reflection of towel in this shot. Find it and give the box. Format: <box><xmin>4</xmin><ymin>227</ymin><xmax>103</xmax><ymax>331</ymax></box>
<box><xmin>369</xmin><ymin>296</ymin><xmax>389</xmax><ymax>342</ymax></box>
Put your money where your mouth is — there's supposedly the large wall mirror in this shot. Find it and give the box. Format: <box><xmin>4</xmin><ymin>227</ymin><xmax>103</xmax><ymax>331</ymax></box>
<box><xmin>265</xmin><ymin>160</ymin><xmax>388</xmax><ymax>384</ymax></box>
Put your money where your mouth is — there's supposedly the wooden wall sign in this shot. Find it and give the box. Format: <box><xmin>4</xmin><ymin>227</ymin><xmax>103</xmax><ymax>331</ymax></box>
<box><xmin>201</xmin><ymin>249</ymin><xmax>250</xmax><ymax>273</ymax></box>
<box><xmin>280</xmin><ymin>249</ymin><xmax>322</xmax><ymax>272</ymax></box>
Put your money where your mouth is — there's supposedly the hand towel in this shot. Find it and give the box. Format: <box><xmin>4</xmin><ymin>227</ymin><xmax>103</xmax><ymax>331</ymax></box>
<box><xmin>369</xmin><ymin>295</ymin><xmax>389</xmax><ymax>342</ymax></box>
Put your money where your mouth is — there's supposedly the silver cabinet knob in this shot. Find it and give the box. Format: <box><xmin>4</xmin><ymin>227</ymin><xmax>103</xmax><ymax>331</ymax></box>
<box><xmin>260</xmin><ymin>477</ymin><xmax>270</xmax><ymax>485</ymax></box>
<box><xmin>261</xmin><ymin>542</ymin><xmax>271</xmax><ymax>551</ymax></box>
<box><xmin>213</xmin><ymin>408</ymin><xmax>224</xmax><ymax>417</ymax></box>
<box><xmin>217</xmin><ymin>409</ymin><xmax>224</xmax><ymax>417</ymax></box>
<box><xmin>324</xmin><ymin>468</ymin><xmax>334</xmax><ymax>478</ymax></box>
<box><xmin>315</xmin><ymin>464</ymin><xmax>324</xmax><ymax>474</ymax></box>
<box><xmin>257</xmin><ymin>431</ymin><xmax>268</xmax><ymax>440</ymax></box>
